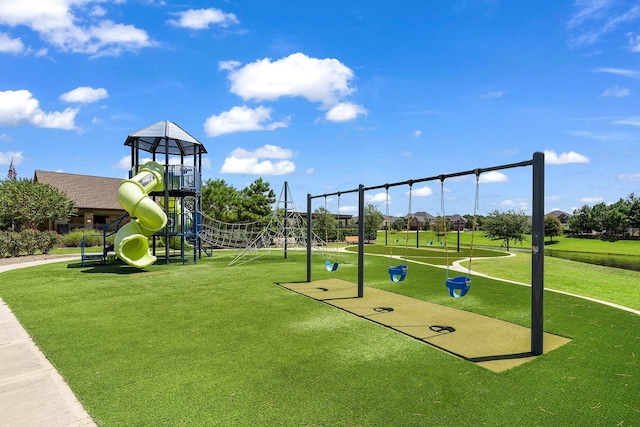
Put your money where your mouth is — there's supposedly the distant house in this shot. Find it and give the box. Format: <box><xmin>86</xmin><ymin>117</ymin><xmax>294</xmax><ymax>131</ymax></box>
<box><xmin>34</xmin><ymin>170</ymin><xmax>126</xmax><ymax>233</ymax></box>
<box><xmin>446</xmin><ymin>214</ymin><xmax>467</xmax><ymax>231</ymax></box>
<box><xmin>546</xmin><ymin>210</ymin><xmax>572</xmax><ymax>225</ymax></box>
<box><xmin>413</xmin><ymin>211</ymin><xmax>435</xmax><ymax>230</ymax></box>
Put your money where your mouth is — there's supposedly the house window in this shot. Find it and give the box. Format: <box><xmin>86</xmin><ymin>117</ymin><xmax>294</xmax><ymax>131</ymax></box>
<box><xmin>94</xmin><ymin>215</ymin><xmax>109</xmax><ymax>226</ymax></box>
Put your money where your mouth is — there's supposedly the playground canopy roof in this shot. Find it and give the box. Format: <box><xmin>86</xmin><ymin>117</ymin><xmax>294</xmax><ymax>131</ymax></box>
<box><xmin>124</xmin><ymin>121</ymin><xmax>207</xmax><ymax>156</ymax></box>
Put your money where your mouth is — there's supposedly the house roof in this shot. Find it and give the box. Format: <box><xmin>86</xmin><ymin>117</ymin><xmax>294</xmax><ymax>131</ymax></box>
<box><xmin>547</xmin><ymin>210</ymin><xmax>571</xmax><ymax>218</ymax></box>
<box><xmin>413</xmin><ymin>211</ymin><xmax>436</xmax><ymax>221</ymax></box>
<box><xmin>446</xmin><ymin>214</ymin><xmax>467</xmax><ymax>223</ymax></box>
<box><xmin>34</xmin><ymin>170</ymin><xmax>124</xmax><ymax>211</ymax></box>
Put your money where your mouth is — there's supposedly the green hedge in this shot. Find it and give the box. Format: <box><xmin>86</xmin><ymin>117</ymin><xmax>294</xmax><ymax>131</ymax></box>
<box><xmin>0</xmin><ymin>230</ymin><xmax>60</xmax><ymax>257</ymax></box>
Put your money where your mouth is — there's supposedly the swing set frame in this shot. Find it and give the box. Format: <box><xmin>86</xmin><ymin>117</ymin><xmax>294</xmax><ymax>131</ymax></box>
<box><xmin>306</xmin><ymin>152</ymin><xmax>545</xmax><ymax>355</ymax></box>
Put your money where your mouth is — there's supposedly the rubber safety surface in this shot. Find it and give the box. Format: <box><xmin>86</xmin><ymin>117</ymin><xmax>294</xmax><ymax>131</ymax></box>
<box><xmin>279</xmin><ymin>279</ymin><xmax>571</xmax><ymax>372</ymax></box>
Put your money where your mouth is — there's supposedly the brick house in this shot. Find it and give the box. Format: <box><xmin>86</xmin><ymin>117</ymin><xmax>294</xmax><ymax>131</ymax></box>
<box><xmin>34</xmin><ymin>170</ymin><xmax>127</xmax><ymax>233</ymax></box>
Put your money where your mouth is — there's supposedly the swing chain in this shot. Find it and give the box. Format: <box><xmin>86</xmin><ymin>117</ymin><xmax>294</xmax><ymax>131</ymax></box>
<box><xmin>468</xmin><ymin>170</ymin><xmax>480</xmax><ymax>272</ymax></box>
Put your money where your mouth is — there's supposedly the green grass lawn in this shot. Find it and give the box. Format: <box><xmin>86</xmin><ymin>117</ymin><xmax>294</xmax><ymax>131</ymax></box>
<box><xmin>1</xmin><ymin>249</ymin><xmax>639</xmax><ymax>426</ymax></box>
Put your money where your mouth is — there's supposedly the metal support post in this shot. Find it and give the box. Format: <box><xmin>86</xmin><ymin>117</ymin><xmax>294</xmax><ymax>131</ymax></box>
<box><xmin>531</xmin><ymin>151</ymin><xmax>545</xmax><ymax>355</ymax></box>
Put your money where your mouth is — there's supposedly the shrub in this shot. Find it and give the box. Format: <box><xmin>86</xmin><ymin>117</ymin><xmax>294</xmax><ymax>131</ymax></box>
<box><xmin>20</xmin><ymin>229</ymin><xmax>40</xmax><ymax>255</ymax></box>
<box><xmin>6</xmin><ymin>232</ymin><xmax>26</xmax><ymax>257</ymax></box>
<box><xmin>83</xmin><ymin>232</ymin><xmax>103</xmax><ymax>247</ymax></box>
<box><xmin>0</xmin><ymin>232</ymin><xmax>8</xmax><ymax>257</ymax></box>
<box><xmin>36</xmin><ymin>231</ymin><xmax>61</xmax><ymax>254</ymax></box>
<box><xmin>62</xmin><ymin>230</ymin><xmax>86</xmax><ymax>247</ymax></box>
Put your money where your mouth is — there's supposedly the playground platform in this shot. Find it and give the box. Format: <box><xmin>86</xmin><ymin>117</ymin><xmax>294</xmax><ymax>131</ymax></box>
<box><xmin>279</xmin><ymin>278</ymin><xmax>572</xmax><ymax>373</ymax></box>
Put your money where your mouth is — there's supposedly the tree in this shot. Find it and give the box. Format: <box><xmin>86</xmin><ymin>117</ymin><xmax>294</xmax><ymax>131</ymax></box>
<box><xmin>482</xmin><ymin>209</ymin><xmax>530</xmax><ymax>250</ymax></box>
<box><xmin>312</xmin><ymin>206</ymin><xmax>336</xmax><ymax>242</ymax></box>
<box><xmin>544</xmin><ymin>214</ymin><xmax>563</xmax><ymax>242</ymax></box>
<box><xmin>201</xmin><ymin>179</ymin><xmax>239</xmax><ymax>222</ymax></box>
<box><xmin>0</xmin><ymin>178</ymin><xmax>76</xmax><ymax>231</ymax></box>
<box><xmin>627</xmin><ymin>193</ymin><xmax>640</xmax><ymax>236</ymax></box>
<box><xmin>237</xmin><ymin>178</ymin><xmax>276</xmax><ymax>223</ymax></box>
<box><xmin>201</xmin><ymin>178</ymin><xmax>275</xmax><ymax>224</ymax></box>
<box><xmin>464</xmin><ymin>214</ymin><xmax>484</xmax><ymax>231</ymax></box>
<box><xmin>391</xmin><ymin>217</ymin><xmax>405</xmax><ymax>231</ymax></box>
<box><xmin>568</xmin><ymin>204</ymin><xmax>595</xmax><ymax>235</ymax></box>
<box><xmin>432</xmin><ymin>216</ymin><xmax>448</xmax><ymax>237</ymax></box>
<box><xmin>363</xmin><ymin>204</ymin><xmax>383</xmax><ymax>241</ymax></box>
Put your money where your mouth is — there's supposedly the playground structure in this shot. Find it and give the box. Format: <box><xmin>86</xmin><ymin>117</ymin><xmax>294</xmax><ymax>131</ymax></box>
<box><xmin>306</xmin><ymin>152</ymin><xmax>545</xmax><ymax>355</ymax></box>
<box><xmin>226</xmin><ymin>182</ymin><xmax>349</xmax><ymax>267</ymax></box>
<box><xmin>114</xmin><ymin>121</ymin><xmax>207</xmax><ymax>267</ymax></box>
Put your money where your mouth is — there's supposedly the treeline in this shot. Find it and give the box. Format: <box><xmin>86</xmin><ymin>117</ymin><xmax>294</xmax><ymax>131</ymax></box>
<box><xmin>568</xmin><ymin>194</ymin><xmax>640</xmax><ymax>237</ymax></box>
<box><xmin>201</xmin><ymin>178</ymin><xmax>276</xmax><ymax>223</ymax></box>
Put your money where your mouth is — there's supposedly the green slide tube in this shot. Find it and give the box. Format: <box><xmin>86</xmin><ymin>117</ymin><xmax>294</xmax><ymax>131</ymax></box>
<box><xmin>114</xmin><ymin>161</ymin><xmax>167</xmax><ymax>268</ymax></box>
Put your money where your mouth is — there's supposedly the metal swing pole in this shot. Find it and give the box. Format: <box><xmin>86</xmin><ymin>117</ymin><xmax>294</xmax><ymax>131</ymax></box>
<box><xmin>531</xmin><ymin>151</ymin><xmax>545</xmax><ymax>355</ymax></box>
<box><xmin>357</xmin><ymin>184</ymin><xmax>365</xmax><ymax>298</ymax></box>
<box><xmin>306</xmin><ymin>193</ymin><xmax>312</xmax><ymax>282</ymax></box>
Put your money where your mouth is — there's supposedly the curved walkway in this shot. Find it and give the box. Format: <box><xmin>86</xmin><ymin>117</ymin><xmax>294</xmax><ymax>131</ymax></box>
<box><xmin>0</xmin><ymin>257</ymin><xmax>98</xmax><ymax>427</ymax></box>
<box><xmin>378</xmin><ymin>251</ymin><xmax>640</xmax><ymax>316</ymax></box>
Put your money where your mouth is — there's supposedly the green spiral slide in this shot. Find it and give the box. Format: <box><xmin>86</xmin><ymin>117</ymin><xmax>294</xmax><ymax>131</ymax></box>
<box><xmin>114</xmin><ymin>161</ymin><xmax>167</xmax><ymax>268</ymax></box>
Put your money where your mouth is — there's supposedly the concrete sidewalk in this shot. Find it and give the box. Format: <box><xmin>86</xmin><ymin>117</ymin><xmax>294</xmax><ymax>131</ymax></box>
<box><xmin>0</xmin><ymin>257</ymin><xmax>97</xmax><ymax>427</ymax></box>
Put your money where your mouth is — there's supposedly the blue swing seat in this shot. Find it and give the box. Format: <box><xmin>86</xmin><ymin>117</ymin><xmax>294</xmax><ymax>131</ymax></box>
<box><xmin>388</xmin><ymin>264</ymin><xmax>408</xmax><ymax>282</ymax></box>
<box><xmin>446</xmin><ymin>276</ymin><xmax>471</xmax><ymax>298</ymax></box>
<box><xmin>325</xmin><ymin>260</ymin><xmax>339</xmax><ymax>272</ymax></box>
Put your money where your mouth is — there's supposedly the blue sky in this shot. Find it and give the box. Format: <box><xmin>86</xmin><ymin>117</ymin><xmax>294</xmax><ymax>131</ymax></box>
<box><xmin>1</xmin><ymin>0</ymin><xmax>639</xmax><ymax>218</ymax></box>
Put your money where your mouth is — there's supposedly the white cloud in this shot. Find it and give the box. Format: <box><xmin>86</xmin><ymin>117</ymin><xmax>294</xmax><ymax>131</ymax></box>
<box><xmin>220</xmin><ymin>157</ymin><xmax>295</xmax><ymax>176</ymax></box>
<box><xmin>618</xmin><ymin>172</ymin><xmax>640</xmax><ymax>180</ymax></box>
<box><xmin>366</xmin><ymin>192</ymin><xmax>388</xmax><ymax>204</ymax></box>
<box><xmin>0</xmin><ymin>89</ymin><xmax>77</xmax><ymax>129</ymax></box>
<box><xmin>0</xmin><ymin>0</ymin><xmax>153</xmax><ymax>56</ymax></box>
<box><xmin>500</xmin><ymin>198</ymin><xmax>529</xmax><ymax>210</ymax></box>
<box><xmin>0</xmin><ymin>151</ymin><xmax>24</xmax><ymax>165</ymax></box>
<box><xmin>0</xmin><ymin>133</ymin><xmax>13</xmax><ymax>141</ymax></box>
<box><xmin>614</xmin><ymin>116</ymin><xmax>640</xmax><ymax>126</ymax></box>
<box><xmin>567</xmin><ymin>1</ymin><xmax>640</xmax><ymax>46</ymax></box>
<box><xmin>60</xmin><ymin>86</ymin><xmax>108</xmax><ymax>103</ymax></box>
<box><xmin>325</xmin><ymin>102</ymin><xmax>367</xmax><ymax>122</ymax></box>
<box><xmin>0</xmin><ymin>31</ymin><xmax>23</xmax><ymax>53</ymax></box>
<box><xmin>481</xmin><ymin>91</ymin><xmax>504</xmax><ymax>99</ymax></box>
<box><xmin>544</xmin><ymin>150</ymin><xmax>590</xmax><ymax>165</ymax></box>
<box><xmin>218</xmin><ymin>60</ymin><xmax>241</xmax><ymax>71</ymax></box>
<box><xmin>628</xmin><ymin>32</ymin><xmax>640</xmax><ymax>51</ymax></box>
<box><xmin>167</xmin><ymin>8</ymin><xmax>239</xmax><ymax>29</ymax></box>
<box><xmin>339</xmin><ymin>205</ymin><xmax>358</xmax><ymax>213</ymax></box>
<box><xmin>114</xmin><ymin>155</ymin><xmax>152</xmax><ymax>171</ymax></box>
<box><xmin>203</xmin><ymin>105</ymin><xmax>288</xmax><ymax>137</ymax></box>
<box><xmin>223</xmin><ymin>52</ymin><xmax>356</xmax><ymax>106</ymax></box>
<box><xmin>579</xmin><ymin>196</ymin><xmax>604</xmax><ymax>204</ymax></box>
<box><xmin>567</xmin><ymin>130</ymin><xmax>627</xmax><ymax>142</ymax></box>
<box><xmin>594</xmin><ymin>67</ymin><xmax>640</xmax><ymax>79</ymax></box>
<box><xmin>412</xmin><ymin>186</ymin><xmax>434</xmax><ymax>197</ymax></box>
<box><xmin>230</xmin><ymin>145</ymin><xmax>294</xmax><ymax>160</ymax></box>
<box><xmin>601</xmin><ymin>86</ymin><xmax>630</xmax><ymax>97</ymax></box>
<box><xmin>220</xmin><ymin>144</ymin><xmax>296</xmax><ymax>176</ymax></box>
<box><xmin>413</xmin><ymin>130</ymin><xmax>422</xmax><ymax>138</ymax></box>
<box><xmin>479</xmin><ymin>171</ymin><xmax>509</xmax><ymax>183</ymax></box>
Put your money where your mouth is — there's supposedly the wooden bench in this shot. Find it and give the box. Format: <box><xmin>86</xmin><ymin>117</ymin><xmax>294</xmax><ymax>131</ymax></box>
<box><xmin>345</xmin><ymin>236</ymin><xmax>359</xmax><ymax>244</ymax></box>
